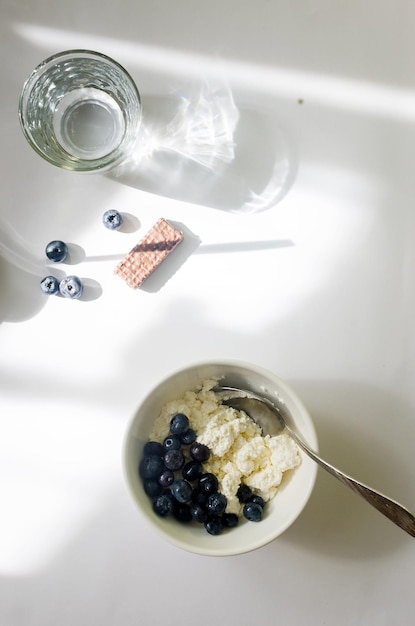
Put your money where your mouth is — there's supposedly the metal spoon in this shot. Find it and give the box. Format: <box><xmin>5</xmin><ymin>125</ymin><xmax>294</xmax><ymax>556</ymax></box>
<box><xmin>214</xmin><ymin>385</ymin><xmax>415</xmax><ymax>538</ymax></box>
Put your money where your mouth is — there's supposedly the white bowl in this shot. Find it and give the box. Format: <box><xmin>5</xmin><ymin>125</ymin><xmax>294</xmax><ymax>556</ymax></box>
<box><xmin>123</xmin><ymin>360</ymin><xmax>318</xmax><ymax>556</ymax></box>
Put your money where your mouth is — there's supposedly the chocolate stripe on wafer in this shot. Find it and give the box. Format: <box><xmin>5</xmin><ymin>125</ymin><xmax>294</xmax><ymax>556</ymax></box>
<box><xmin>114</xmin><ymin>218</ymin><xmax>184</xmax><ymax>288</ymax></box>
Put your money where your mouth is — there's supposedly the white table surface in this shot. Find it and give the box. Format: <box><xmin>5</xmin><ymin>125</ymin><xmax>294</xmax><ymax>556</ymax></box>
<box><xmin>1</xmin><ymin>1</ymin><xmax>415</xmax><ymax>624</ymax></box>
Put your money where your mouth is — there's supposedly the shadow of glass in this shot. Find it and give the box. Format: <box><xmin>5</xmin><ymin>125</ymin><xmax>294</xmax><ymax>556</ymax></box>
<box><xmin>107</xmin><ymin>82</ymin><xmax>296</xmax><ymax>214</ymax></box>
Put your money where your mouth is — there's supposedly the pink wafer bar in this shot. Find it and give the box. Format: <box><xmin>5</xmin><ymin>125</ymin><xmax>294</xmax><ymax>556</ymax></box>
<box><xmin>114</xmin><ymin>218</ymin><xmax>184</xmax><ymax>288</ymax></box>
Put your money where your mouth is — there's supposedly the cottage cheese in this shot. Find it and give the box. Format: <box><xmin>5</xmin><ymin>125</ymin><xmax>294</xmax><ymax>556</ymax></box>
<box><xmin>150</xmin><ymin>380</ymin><xmax>301</xmax><ymax>515</ymax></box>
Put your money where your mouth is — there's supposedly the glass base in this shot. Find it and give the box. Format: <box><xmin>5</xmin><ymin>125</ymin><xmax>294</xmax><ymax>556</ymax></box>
<box><xmin>53</xmin><ymin>88</ymin><xmax>125</xmax><ymax>160</ymax></box>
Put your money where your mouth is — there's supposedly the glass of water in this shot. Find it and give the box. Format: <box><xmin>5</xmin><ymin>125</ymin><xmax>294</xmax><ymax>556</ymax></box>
<box><xmin>18</xmin><ymin>50</ymin><xmax>142</xmax><ymax>172</ymax></box>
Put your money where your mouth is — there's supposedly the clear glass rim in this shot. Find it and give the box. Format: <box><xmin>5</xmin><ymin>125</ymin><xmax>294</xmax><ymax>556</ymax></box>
<box><xmin>27</xmin><ymin>48</ymin><xmax>135</xmax><ymax>77</ymax></box>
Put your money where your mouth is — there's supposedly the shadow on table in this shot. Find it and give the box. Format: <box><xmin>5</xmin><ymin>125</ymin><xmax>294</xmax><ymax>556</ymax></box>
<box><xmin>107</xmin><ymin>81</ymin><xmax>297</xmax><ymax>214</ymax></box>
<box><xmin>137</xmin><ymin>224</ymin><xmax>294</xmax><ymax>294</ymax></box>
<box><xmin>0</xmin><ymin>228</ymin><xmax>292</xmax><ymax>320</ymax></box>
<box><xmin>279</xmin><ymin>380</ymin><xmax>414</xmax><ymax>559</ymax></box>
<box><xmin>0</xmin><ymin>257</ymin><xmax>46</xmax><ymax>324</ymax></box>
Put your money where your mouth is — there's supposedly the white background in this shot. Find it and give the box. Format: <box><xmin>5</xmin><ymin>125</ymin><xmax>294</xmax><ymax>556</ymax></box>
<box><xmin>1</xmin><ymin>1</ymin><xmax>415</xmax><ymax>624</ymax></box>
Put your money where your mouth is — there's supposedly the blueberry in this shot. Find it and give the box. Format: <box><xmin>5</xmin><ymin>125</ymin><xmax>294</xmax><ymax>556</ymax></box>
<box><xmin>222</xmin><ymin>513</ymin><xmax>239</xmax><ymax>528</ymax></box>
<box><xmin>153</xmin><ymin>493</ymin><xmax>174</xmax><ymax>517</ymax></box>
<box><xmin>204</xmin><ymin>516</ymin><xmax>224</xmax><ymax>536</ymax></box>
<box><xmin>237</xmin><ymin>484</ymin><xmax>253</xmax><ymax>503</ymax></box>
<box><xmin>190</xmin><ymin>442</ymin><xmax>210</xmax><ymax>462</ymax></box>
<box><xmin>164</xmin><ymin>449</ymin><xmax>185</xmax><ymax>471</ymax></box>
<box><xmin>143</xmin><ymin>479</ymin><xmax>163</xmax><ymax>498</ymax></box>
<box><xmin>102</xmin><ymin>209</ymin><xmax>123</xmax><ymax>230</ymax></box>
<box><xmin>59</xmin><ymin>275</ymin><xmax>83</xmax><ymax>299</ymax></box>
<box><xmin>163</xmin><ymin>435</ymin><xmax>181</xmax><ymax>451</ymax></box>
<box><xmin>251</xmin><ymin>495</ymin><xmax>265</xmax><ymax>508</ymax></box>
<box><xmin>182</xmin><ymin>460</ymin><xmax>202</xmax><ymax>482</ymax></box>
<box><xmin>170</xmin><ymin>413</ymin><xmax>189</xmax><ymax>435</ymax></box>
<box><xmin>171</xmin><ymin>479</ymin><xmax>193</xmax><ymax>503</ymax></box>
<box><xmin>206</xmin><ymin>492</ymin><xmax>227</xmax><ymax>515</ymax></box>
<box><xmin>139</xmin><ymin>455</ymin><xmax>165</xmax><ymax>479</ymax></box>
<box><xmin>172</xmin><ymin>502</ymin><xmax>192</xmax><ymax>523</ymax></box>
<box><xmin>143</xmin><ymin>441</ymin><xmax>164</xmax><ymax>457</ymax></box>
<box><xmin>190</xmin><ymin>503</ymin><xmax>208</xmax><ymax>523</ymax></box>
<box><xmin>180</xmin><ymin>428</ymin><xmax>197</xmax><ymax>445</ymax></box>
<box><xmin>191</xmin><ymin>488</ymin><xmax>208</xmax><ymax>508</ymax></box>
<box><xmin>158</xmin><ymin>469</ymin><xmax>174</xmax><ymax>489</ymax></box>
<box><xmin>45</xmin><ymin>240</ymin><xmax>68</xmax><ymax>262</ymax></box>
<box><xmin>243</xmin><ymin>502</ymin><xmax>263</xmax><ymax>522</ymax></box>
<box><xmin>198</xmin><ymin>473</ymin><xmax>218</xmax><ymax>495</ymax></box>
<box><xmin>40</xmin><ymin>275</ymin><xmax>59</xmax><ymax>295</ymax></box>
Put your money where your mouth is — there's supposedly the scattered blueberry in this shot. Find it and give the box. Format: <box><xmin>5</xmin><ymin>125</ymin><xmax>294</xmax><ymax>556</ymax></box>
<box><xmin>243</xmin><ymin>502</ymin><xmax>263</xmax><ymax>522</ymax></box>
<box><xmin>40</xmin><ymin>275</ymin><xmax>59</xmax><ymax>295</ymax></box>
<box><xmin>205</xmin><ymin>516</ymin><xmax>224</xmax><ymax>536</ymax></box>
<box><xmin>206</xmin><ymin>492</ymin><xmax>227</xmax><ymax>515</ymax></box>
<box><xmin>237</xmin><ymin>484</ymin><xmax>253</xmax><ymax>503</ymax></box>
<box><xmin>190</xmin><ymin>442</ymin><xmax>210</xmax><ymax>462</ymax></box>
<box><xmin>179</xmin><ymin>428</ymin><xmax>197</xmax><ymax>445</ymax></box>
<box><xmin>143</xmin><ymin>441</ymin><xmax>164</xmax><ymax>457</ymax></box>
<box><xmin>45</xmin><ymin>240</ymin><xmax>68</xmax><ymax>262</ymax></box>
<box><xmin>171</xmin><ymin>479</ymin><xmax>193</xmax><ymax>503</ymax></box>
<box><xmin>198</xmin><ymin>473</ymin><xmax>218</xmax><ymax>495</ymax></box>
<box><xmin>59</xmin><ymin>275</ymin><xmax>83</xmax><ymax>299</ymax></box>
<box><xmin>139</xmin><ymin>455</ymin><xmax>165</xmax><ymax>479</ymax></box>
<box><xmin>182</xmin><ymin>460</ymin><xmax>202</xmax><ymax>482</ymax></box>
<box><xmin>170</xmin><ymin>413</ymin><xmax>189</xmax><ymax>435</ymax></box>
<box><xmin>102</xmin><ymin>209</ymin><xmax>123</xmax><ymax>230</ymax></box>
<box><xmin>153</xmin><ymin>493</ymin><xmax>174</xmax><ymax>517</ymax></box>
<box><xmin>163</xmin><ymin>435</ymin><xmax>181</xmax><ymax>451</ymax></box>
<box><xmin>163</xmin><ymin>449</ymin><xmax>185</xmax><ymax>471</ymax></box>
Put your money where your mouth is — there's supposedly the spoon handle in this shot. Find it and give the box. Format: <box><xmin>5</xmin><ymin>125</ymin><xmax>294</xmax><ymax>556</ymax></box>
<box><xmin>214</xmin><ymin>386</ymin><xmax>415</xmax><ymax>537</ymax></box>
<box><xmin>290</xmin><ymin>431</ymin><xmax>415</xmax><ymax>538</ymax></box>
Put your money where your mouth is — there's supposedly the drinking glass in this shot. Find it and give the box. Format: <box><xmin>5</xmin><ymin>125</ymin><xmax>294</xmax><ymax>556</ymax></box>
<box><xmin>19</xmin><ymin>50</ymin><xmax>142</xmax><ymax>172</ymax></box>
